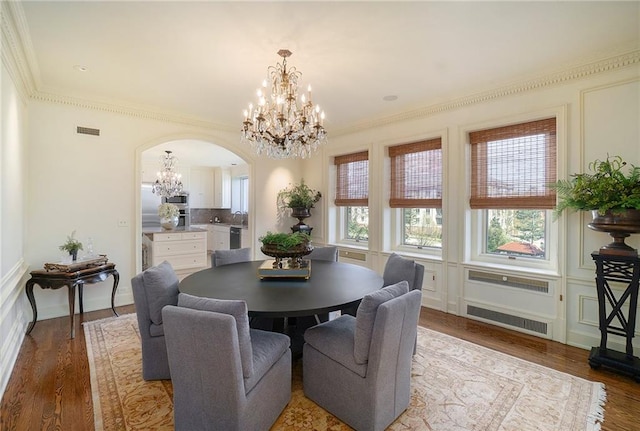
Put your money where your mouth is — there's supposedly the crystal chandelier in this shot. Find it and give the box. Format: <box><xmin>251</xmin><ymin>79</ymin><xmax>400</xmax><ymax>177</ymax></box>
<box><xmin>241</xmin><ymin>49</ymin><xmax>327</xmax><ymax>159</ymax></box>
<box><xmin>152</xmin><ymin>150</ymin><xmax>184</xmax><ymax>197</ymax></box>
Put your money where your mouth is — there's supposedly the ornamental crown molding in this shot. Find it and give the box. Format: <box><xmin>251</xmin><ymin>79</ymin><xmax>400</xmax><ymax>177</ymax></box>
<box><xmin>331</xmin><ymin>49</ymin><xmax>640</xmax><ymax>137</ymax></box>
<box><xmin>3</xmin><ymin>0</ymin><xmax>638</xmax><ymax>133</ymax></box>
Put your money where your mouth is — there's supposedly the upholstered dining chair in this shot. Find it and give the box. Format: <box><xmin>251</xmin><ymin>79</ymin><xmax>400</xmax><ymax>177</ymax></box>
<box><xmin>303</xmin><ymin>282</ymin><xmax>422</xmax><ymax>431</ymax></box>
<box><xmin>162</xmin><ymin>293</ymin><xmax>291</xmax><ymax>431</ymax></box>
<box><xmin>130</xmin><ymin>260</ymin><xmax>178</xmax><ymax>380</ymax></box>
<box><xmin>306</xmin><ymin>245</ymin><xmax>338</xmax><ymax>262</ymax></box>
<box><xmin>211</xmin><ymin>247</ymin><xmax>251</xmax><ymax>267</ymax></box>
<box><xmin>383</xmin><ymin>252</ymin><xmax>425</xmax><ymax>291</ymax></box>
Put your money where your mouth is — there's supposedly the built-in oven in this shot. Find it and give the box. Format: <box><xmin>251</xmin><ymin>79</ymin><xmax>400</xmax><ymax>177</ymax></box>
<box><xmin>163</xmin><ymin>193</ymin><xmax>189</xmax><ymax>205</ymax></box>
<box><xmin>177</xmin><ymin>208</ymin><xmax>190</xmax><ymax>228</ymax></box>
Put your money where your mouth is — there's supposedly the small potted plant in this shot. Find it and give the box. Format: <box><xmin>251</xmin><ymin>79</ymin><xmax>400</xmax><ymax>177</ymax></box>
<box><xmin>59</xmin><ymin>230</ymin><xmax>83</xmax><ymax>261</ymax></box>
<box><xmin>550</xmin><ymin>154</ymin><xmax>640</xmax><ymax>254</ymax></box>
<box><xmin>158</xmin><ymin>203</ymin><xmax>180</xmax><ymax>230</ymax></box>
<box><xmin>277</xmin><ymin>179</ymin><xmax>322</xmax><ymax>233</ymax></box>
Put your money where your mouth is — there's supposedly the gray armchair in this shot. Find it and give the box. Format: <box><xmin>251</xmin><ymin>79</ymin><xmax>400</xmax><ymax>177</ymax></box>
<box><xmin>307</xmin><ymin>245</ymin><xmax>338</xmax><ymax>262</ymax></box>
<box><xmin>383</xmin><ymin>252</ymin><xmax>425</xmax><ymax>291</ymax></box>
<box><xmin>162</xmin><ymin>293</ymin><xmax>291</xmax><ymax>431</ymax></box>
<box><xmin>131</xmin><ymin>260</ymin><xmax>178</xmax><ymax>380</ymax></box>
<box><xmin>211</xmin><ymin>247</ymin><xmax>251</xmax><ymax>267</ymax></box>
<box><xmin>303</xmin><ymin>282</ymin><xmax>422</xmax><ymax>431</ymax></box>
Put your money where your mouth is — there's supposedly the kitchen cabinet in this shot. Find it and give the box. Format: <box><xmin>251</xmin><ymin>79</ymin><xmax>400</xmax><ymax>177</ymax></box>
<box><xmin>212</xmin><ymin>224</ymin><xmax>230</xmax><ymax>250</ymax></box>
<box><xmin>145</xmin><ymin>230</ymin><xmax>207</xmax><ymax>280</ymax></box>
<box><xmin>189</xmin><ymin>167</ymin><xmax>214</xmax><ymax>208</ymax></box>
<box><xmin>241</xmin><ymin>228</ymin><xmax>251</xmax><ymax>249</ymax></box>
<box><xmin>214</xmin><ymin>167</ymin><xmax>231</xmax><ymax>209</ymax></box>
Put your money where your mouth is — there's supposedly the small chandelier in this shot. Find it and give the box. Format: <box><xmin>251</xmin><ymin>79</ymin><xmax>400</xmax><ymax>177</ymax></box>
<box><xmin>152</xmin><ymin>150</ymin><xmax>184</xmax><ymax>197</ymax></box>
<box><xmin>241</xmin><ymin>49</ymin><xmax>327</xmax><ymax>159</ymax></box>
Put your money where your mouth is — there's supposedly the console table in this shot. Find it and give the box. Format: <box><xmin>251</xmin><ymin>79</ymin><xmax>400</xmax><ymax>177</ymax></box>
<box><xmin>25</xmin><ymin>262</ymin><xmax>119</xmax><ymax>339</ymax></box>
<box><xmin>589</xmin><ymin>252</ymin><xmax>640</xmax><ymax>382</ymax></box>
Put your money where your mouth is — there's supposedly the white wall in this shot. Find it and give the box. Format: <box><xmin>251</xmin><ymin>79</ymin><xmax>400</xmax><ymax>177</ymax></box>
<box><xmin>0</xmin><ymin>61</ymin><xmax>30</xmax><ymax>398</ymax></box>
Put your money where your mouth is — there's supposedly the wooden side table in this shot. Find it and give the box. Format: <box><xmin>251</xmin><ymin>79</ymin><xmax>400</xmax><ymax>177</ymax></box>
<box><xmin>25</xmin><ymin>262</ymin><xmax>120</xmax><ymax>339</ymax></box>
<box><xmin>589</xmin><ymin>252</ymin><xmax>640</xmax><ymax>381</ymax></box>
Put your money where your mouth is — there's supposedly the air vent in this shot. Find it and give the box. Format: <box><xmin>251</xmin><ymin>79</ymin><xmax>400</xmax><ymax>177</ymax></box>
<box><xmin>467</xmin><ymin>305</ymin><xmax>548</xmax><ymax>335</ymax></box>
<box><xmin>77</xmin><ymin>126</ymin><xmax>100</xmax><ymax>136</ymax></box>
<box><xmin>338</xmin><ymin>250</ymin><xmax>367</xmax><ymax>262</ymax></box>
<box><xmin>468</xmin><ymin>270</ymin><xmax>549</xmax><ymax>293</ymax></box>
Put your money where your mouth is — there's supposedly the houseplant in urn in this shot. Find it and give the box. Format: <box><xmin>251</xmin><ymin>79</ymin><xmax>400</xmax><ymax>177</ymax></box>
<box><xmin>277</xmin><ymin>179</ymin><xmax>322</xmax><ymax>234</ymax></box>
<box><xmin>158</xmin><ymin>203</ymin><xmax>180</xmax><ymax>230</ymax></box>
<box><xmin>550</xmin><ymin>155</ymin><xmax>640</xmax><ymax>255</ymax></box>
<box><xmin>59</xmin><ymin>230</ymin><xmax>83</xmax><ymax>261</ymax></box>
<box><xmin>259</xmin><ymin>231</ymin><xmax>313</xmax><ymax>268</ymax></box>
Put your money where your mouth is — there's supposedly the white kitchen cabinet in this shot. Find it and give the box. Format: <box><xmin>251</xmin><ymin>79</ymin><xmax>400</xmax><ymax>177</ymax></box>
<box><xmin>192</xmin><ymin>224</ymin><xmax>215</xmax><ymax>251</ymax></box>
<box><xmin>189</xmin><ymin>167</ymin><xmax>214</xmax><ymax>208</ymax></box>
<box><xmin>213</xmin><ymin>167</ymin><xmax>231</xmax><ymax>209</ymax></box>
<box><xmin>148</xmin><ymin>230</ymin><xmax>207</xmax><ymax>280</ymax></box>
<box><xmin>211</xmin><ymin>224</ymin><xmax>230</xmax><ymax>250</ymax></box>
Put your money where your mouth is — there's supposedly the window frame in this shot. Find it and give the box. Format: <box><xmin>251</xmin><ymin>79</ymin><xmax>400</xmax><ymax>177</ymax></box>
<box><xmin>332</xmin><ymin>150</ymin><xmax>370</xmax><ymax>246</ymax></box>
<box><xmin>464</xmin><ymin>109</ymin><xmax>564</xmax><ymax>274</ymax></box>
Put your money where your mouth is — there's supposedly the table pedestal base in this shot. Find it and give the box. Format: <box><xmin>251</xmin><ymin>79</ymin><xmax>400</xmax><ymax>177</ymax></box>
<box><xmin>588</xmin><ymin>347</ymin><xmax>640</xmax><ymax>382</ymax></box>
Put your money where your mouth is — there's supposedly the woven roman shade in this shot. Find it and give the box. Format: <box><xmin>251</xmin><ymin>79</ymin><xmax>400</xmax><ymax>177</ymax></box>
<box><xmin>334</xmin><ymin>151</ymin><xmax>369</xmax><ymax>206</ymax></box>
<box><xmin>389</xmin><ymin>138</ymin><xmax>442</xmax><ymax>208</ymax></box>
<box><xmin>469</xmin><ymin>118</ymin><xmax>556</xmax><ymax>209</ymax></box>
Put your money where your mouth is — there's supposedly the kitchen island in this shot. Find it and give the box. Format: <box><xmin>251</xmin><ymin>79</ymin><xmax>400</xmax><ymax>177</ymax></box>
<box><xmin>142</xmin><ymin>227</ymin><xmax>207</xmax><ymax>280</ymax></box>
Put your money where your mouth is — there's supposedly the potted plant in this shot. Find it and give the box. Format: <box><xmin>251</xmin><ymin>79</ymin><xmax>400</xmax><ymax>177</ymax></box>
<box><xmin>276</xmin><ymin>179</ymin><xmax>322</xmax><ymax>233</ymax></box>
<box><xmin>158</xmin><ymin>203</ymin><xmax>180</xmax><ymax>230</ymax></box>
<box><xmin>550</xmin><ymin>155</ymin><xmax>640</xmax><ymax>254</ymax></box>
<box><xmin>259</xmin><ymin>231</ymin><xmax>312</xmax><ymax>267</ymax></box>
<box><xmin>59</xmin><ymin>230</ymin><xmax>83</xmax><ymax>261</ymax></box>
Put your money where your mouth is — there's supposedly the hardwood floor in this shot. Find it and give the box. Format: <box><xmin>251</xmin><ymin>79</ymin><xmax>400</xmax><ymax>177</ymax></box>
<box><xmin>1</xmin><ymin>305</ymin><xmax>639</xmax><ymax>430</ymax></box>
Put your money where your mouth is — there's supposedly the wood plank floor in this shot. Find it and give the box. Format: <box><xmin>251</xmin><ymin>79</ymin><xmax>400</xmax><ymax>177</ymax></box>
<box><xmin>1</xmin><ymin>305</ymin><xmax>639</xmax><ymax>430</ymax></box>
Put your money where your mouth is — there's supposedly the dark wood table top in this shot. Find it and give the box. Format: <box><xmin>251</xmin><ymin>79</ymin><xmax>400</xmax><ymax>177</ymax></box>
<box><xmin>179</xmin><ymin>260</ymin><xmax>384</xmax><ymax>318</ymax></box>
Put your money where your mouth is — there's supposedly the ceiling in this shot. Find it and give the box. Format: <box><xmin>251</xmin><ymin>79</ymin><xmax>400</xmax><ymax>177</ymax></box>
<box><xmin>15</xmin><ymin>1</ymin><xmax>640</xmax><ymax>160</ymax></box>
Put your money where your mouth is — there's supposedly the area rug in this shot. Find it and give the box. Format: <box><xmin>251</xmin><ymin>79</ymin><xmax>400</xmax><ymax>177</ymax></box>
<box><xmin>84</xmin><ymin>313</ymin><xmax>606</xmax><ymax>431</ymax></box>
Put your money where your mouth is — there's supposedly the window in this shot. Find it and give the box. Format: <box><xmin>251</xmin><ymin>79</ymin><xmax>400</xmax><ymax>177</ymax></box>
<box><xmin>470</xmin><ymin>118</ymin><xmax>556</xmax><ymax>259</ymax></box>
<box><xmin>335</xmin><ymin>151</ymin><xmax>369</xmax><ymax>242</ymax></box>
<box><xmin>389</xmin><ymin>139</ymin><xmax>442</xmax><ymax>249</ymax></box>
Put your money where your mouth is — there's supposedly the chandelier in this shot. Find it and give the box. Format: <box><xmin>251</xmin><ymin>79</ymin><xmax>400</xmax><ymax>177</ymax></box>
<box><xmin>241</xmin><ymin>49</ymin><xmax>327</xmax><ymax>159</ymax></box>
<box><xmin>152</xmin><ymin>150</ymin><xmax>184</xmax><ymax>197</ymax></box>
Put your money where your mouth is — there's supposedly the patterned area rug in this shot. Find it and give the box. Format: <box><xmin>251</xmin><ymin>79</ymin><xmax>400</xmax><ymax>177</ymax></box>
<box><xmin>84</xmin><ymin>313</ymin><xmax>606</xmax><ymax>431</ymax></box>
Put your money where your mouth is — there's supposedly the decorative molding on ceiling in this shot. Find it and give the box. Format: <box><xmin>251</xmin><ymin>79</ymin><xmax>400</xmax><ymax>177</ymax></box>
<box><xmin>30</xmin><ymin>90</ymin><xmax>236</xmax><ymax>132</ymax></box>
<box><xmin>3</xmin><ymin>0</ymin><xmax>639</xmax><ymax>134</ymax></box>
<box><xmin>1</xmin><ymin>0</ymin><xmax>38</xmax><ymax>103</ymax></box>
<box><xmin>331</xmin><ymin>49</ymin><xmax>640</xmax><ymax>137</ymax></box>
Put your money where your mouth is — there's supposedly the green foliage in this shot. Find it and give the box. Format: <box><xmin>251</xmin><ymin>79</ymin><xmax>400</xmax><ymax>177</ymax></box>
<box><xmin>277</xmin><ymin>179</ymin><xmax>322</xmax><ymax>210</ymax></box>
<box><xmin>347</xmin><ymin>206</ymin><xmax>369</xmax><ymax>241</ymax></box>
<box><xmin>59</xmin><ymin>230</ymin><xmax>83</xmax><ymax>253</ymax></box>
<box><xmin>259</xmin><ymin>231</ymin><xmax>310</xmax><ymax>251</ymax></box>
<box><xmin>487</xmin><ymin>217</ymin><xmax>509</xmax><ymax>252</ymax></box>
<box><xmin>550</xmin><ymin>155</ymin><xmax>640</xmax><ymax>219</ymax></box>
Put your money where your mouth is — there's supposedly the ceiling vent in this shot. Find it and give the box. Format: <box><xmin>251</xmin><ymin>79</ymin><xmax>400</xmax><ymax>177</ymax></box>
<box><xmin>77</xmin><ymin>126</ymin><xmax>100</xmax><ymax>136</ymax></box>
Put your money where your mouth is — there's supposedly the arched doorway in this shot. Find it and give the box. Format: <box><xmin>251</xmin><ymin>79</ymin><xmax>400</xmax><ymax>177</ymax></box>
<box><xmin>139</xmin><ymin>139</ymin><xmax>251</xmax><ymax>278</ymax></box>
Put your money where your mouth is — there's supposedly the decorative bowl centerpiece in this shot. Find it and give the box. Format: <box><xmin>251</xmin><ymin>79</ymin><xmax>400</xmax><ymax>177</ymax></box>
<box><xmin>259</xmin><ymin>231</ymin><xmax>313</xmax><ymax>268</ymax></box>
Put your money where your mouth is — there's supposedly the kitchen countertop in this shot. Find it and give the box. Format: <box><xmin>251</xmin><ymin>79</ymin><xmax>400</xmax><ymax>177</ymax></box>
<box><xmin>142</xmin><ymin>226</ymin><xmax>207</xmax><ymax>235</ymax></box>
<box><xmin>191</xmin><ymin>223</ymin><xmax>248</xmax><ymax>230</ymax></box>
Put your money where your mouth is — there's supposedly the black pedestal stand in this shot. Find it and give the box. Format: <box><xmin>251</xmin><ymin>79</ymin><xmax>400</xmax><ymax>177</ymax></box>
<box><xmin>589</xmin><ymin>252</ymin><xmax>640</xmax><ymax>382</ymax></box>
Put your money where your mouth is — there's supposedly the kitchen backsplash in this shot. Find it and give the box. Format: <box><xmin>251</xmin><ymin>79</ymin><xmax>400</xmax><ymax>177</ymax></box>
<box><xmin>190</xmin><ymin>209</ymin><xmax>248</xmax><ymax>226</ymax></box>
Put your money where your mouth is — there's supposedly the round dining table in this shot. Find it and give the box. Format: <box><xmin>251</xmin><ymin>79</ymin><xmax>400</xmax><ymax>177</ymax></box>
<box><xmin>179</xmin><ymin>260</ymin><xmax>384</xmax><ymax>318</ymax></box>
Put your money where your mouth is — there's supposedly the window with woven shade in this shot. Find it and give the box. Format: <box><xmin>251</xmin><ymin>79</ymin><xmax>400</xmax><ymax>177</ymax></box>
<box><xmin>469</xmin><ymin>118</ymin><xmax>557</xmax><ymax>209</ymax></box>
<box><xmin>334</xmin><ymin>151</ymin><xmax>369</xmax><ymax>206</ymax></box>
<box><xmin>389</xmin><ymin>138</ymin><xmax>442</xmax><ymax>208</ymax></box>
